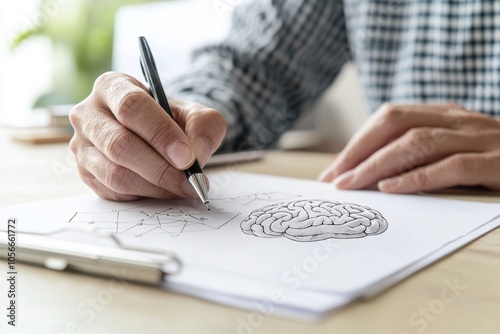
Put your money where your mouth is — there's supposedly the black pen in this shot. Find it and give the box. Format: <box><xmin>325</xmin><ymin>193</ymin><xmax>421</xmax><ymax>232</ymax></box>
<box><xmin>138</xmin><ymin>36</ymin><xmax>210</xmax><ymax>210</ymax></box>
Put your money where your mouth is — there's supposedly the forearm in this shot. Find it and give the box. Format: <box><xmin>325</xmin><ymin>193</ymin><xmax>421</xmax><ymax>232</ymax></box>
<box><xmin>166</xmin><ymin>0</ymin><xmax>349</xmax><ymax>152</ymax></box>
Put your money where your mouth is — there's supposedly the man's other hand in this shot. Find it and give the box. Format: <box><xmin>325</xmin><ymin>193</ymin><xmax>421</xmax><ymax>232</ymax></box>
<box><xmin>319</xmin><ymin>103</ymin><xmax>500</xmax><ymax>193</ymax></box>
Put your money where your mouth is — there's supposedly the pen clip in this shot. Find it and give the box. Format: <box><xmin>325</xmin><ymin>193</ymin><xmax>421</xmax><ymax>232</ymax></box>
<box><xmin>56</xmin><ymin>226</ymin><xmax>182</xmax><ymax>274</ymax></box>
<box><xmin>107</xmin><ymin>232</ymin><xmax>182</xmax><ymax>275</ymax></box>
<box><xmin>0</xmin><ymin>227</ymin><xmax>183</xmax><ymax>283</ymax></box>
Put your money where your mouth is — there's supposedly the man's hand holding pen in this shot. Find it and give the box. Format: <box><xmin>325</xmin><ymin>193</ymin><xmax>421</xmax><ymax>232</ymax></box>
<box><xmin>69</xmin><ymin>72</ymin><xmax>227</xmax><ymax>201</ymax></box>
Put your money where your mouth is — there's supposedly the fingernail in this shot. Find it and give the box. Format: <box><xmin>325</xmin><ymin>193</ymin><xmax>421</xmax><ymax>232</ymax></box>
<box><xmin>193</xmin><ymin>136</ymin><xmax>212</xmax><ymax>167</ymax></box>
<box><xmin>166</xmin><ymin>141</ymin><xmax>195</xmax><ymax>169</ymax></box>
<box><xmin>318</xmin><ymin>167</ymin><xmax>335</xmax><ymax>182</ymax></box>
<box><xmin>333</xmin><ymin>170</ymin><xmax>354</xmax><ymax>188</ymax></box>
<box><xmin>379</xmin><ymin>177</ymin><xmax>401</xmax><ymax>192</ymax></box>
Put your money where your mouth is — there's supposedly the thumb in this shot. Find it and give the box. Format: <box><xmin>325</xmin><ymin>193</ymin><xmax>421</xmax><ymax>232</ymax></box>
<box><xmin>171</xmin><ymin>100</ymin><xmax>228</xmax><ymax>166</ymax></box>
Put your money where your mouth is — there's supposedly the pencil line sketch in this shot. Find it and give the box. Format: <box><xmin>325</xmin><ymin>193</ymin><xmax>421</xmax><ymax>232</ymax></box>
<box><xmin>68</xmin><ymin>202</ymin><xmax>240</xmax><ymax>238</ymax></box>
<box><xmin>214</xmin><ymin>191</ymin><xmax>302</xmax><ymax>206</ymax></box>
<box><xmin>241</xmin><ymin>199</ymin><xmax>388</xmax><ymax>242</ymax></box>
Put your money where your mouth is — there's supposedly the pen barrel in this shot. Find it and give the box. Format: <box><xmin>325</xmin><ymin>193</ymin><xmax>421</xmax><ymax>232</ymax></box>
<box><xmin>185</xmin><ymin>161</ymin><xmax>209</xmax><ymax>205</ymax></box>
<box><xmin>139</xmin><ymin>36</ymin><xmax>208</xmax><ymax>204</ymax></box>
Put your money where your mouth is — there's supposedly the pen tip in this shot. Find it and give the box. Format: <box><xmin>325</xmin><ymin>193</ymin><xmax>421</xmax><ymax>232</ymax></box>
<box><xmin>205</xmin><ymin>202</ymin><xmax>211</xmax><ymax>211</ymax></box>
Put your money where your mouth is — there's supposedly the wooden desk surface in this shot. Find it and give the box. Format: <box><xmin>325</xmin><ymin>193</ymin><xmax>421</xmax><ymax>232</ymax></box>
<box><xmin>1</xmin><ymin>135</ymin><xmax>499</xmax><ymax>334</ymax></box>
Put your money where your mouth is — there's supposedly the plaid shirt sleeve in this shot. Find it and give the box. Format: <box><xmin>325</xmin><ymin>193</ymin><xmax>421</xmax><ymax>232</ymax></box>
<box><xmin>167</xmin><ymin>0</ymin><xmax>500</xmax><ymax>153</ymax></box>
<box><xmin>166</xmin><ymin>0</ymin><xmax>349</xmax><ymax>152</ymax></box>
<box><xmin>342</xmin><ymin>1</ymin><xmax>500</xmax><ymax>117</ymax></box>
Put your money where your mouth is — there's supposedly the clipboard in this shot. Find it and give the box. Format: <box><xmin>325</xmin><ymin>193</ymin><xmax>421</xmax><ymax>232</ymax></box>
<box><xmin>0</xmin><ymin>228</ymin><xmax>182</xmax><ymax>285</ymax></box>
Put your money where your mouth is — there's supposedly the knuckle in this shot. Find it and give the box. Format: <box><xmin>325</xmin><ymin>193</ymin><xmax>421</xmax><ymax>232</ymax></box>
<box><xmin>447</xmin><ymin>154</ymin><xmax>476</xmax><ymax>175</ymax></box>
<box><xmin>77</xmin><ymin>166</ymin><xmax>106</xmax><ymax>195</ymax></box>
<box><xmin>378</xmin><ymin>103</ymin><xmax>401</xmax><ymax>125</ymax></box>
<box><xmin>76</xmin><ymin>165</ymin><xmax>91</xmax><ymax>182</ymax></box>
<box><xmin>148</xmin><ymin>122</ymin><xmax>173</xmax><ymax>149</ymax></box>
<box><xmin>78</xmin><ymin>168</ymin><xmax>98</xmax><ymax>191</ymax></box>
<box><xmin>151</xmin><ymin>164</ymin><xmax>176</xmax><ymax>188</ymax></box>
<box><xmin>115</xmin><ymin>90</ymin><xmax>149</xmax><ymax>123</ymax></box>
<box><xmin>441</xmin><ymin>102</ymin><xmax>464</xmax><ymax>112</ymax></box>
<box><xmin>412</xmin><ymin>169</ymin><xmax>430</xmax><ymax>187</ymax></box>
<box><xmin>104</xmin><ymin>164</ymin><xmax>132</xmax><ymax>194</ymax></box>
<box><xmin>430</xmin><ymin>127</ymin><xmax>446</xmax><ymax>137</ymax></box>
<box><xmin>363</xmin><ymin>158</ymin><xmax>384</xmax><ymax>175</ymax></box>
<box><xmin>448</xmin><ymin>102</ymin><xmax>465</xmax><ymax>111</ymax></box>
<box><xmin>380</xmin><ymin>102</ymin><xmax>395</xmax><ymax>114</ymax></box>
<box><xmin>405</xmin><ymin>128</ymin><xmax>431</xmax><ymax>146</ymax></box>
<box><xmin>186</xmin><ymin>101</ymin><xmax>206</xmax><ymax>112</ymax></box>
<box><xmin>202</xmin><ymin>108</ymin><xmax>228</xmax><ymax>135</ymax></box>
<box><xmin>68</xmin><ymin>102</ymin><xmax>85</xmax><ymax>131</ymax></box>
<box><xmin>77</xmin><ymin>165</ymin><xmax>138</xmax><ymax>201</ymax></box>
<box><xmin>186</xmin><ymin>108</ymin><xmax>228</xmax><ymax>140</ymax></box>
<box><xmin>212</xmin><ymin>109</ymin><xmax>228</xmax><ymax>134</ymax></box>
<box><xmin>105</xmin><ymin>130</ymin><xmax>134</xmax><ymax>165</ymax></box>
<box><xmin>379</xmin><ymin>102</ymin><xmax>394</xmax><ymax>113</ymax></box>
<box><xmin>93</xmin><ymin>71</ymin><xmax>119</xmax><ymax>91</ymax></box>
<box><xmin>69</xmin><ymin>135</ymin><xmax>79</xmax><ymax>154</ymax></box>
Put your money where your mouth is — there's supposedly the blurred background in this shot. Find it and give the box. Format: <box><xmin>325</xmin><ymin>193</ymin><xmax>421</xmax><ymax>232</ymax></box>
<box><xmin>0</xmin><ymin>0</ymin><xmax>369</xmax><ymax>151</ymax></box>
<box><xmin>0</xmin><ymin>0</ymin><xmax>156</xmax><ymax>127</ymax></box>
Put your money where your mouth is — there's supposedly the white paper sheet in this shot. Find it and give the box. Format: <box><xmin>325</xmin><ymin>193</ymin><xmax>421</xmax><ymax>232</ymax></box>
<box><xmin>1</xmin><ymin>171</ymin><xmax>499</xmax><ymax>317</ymax></box>
<box><xmin>165</xmin><ymin>265</ymin><xmax>351</xmax><ymax>320</ymax></box>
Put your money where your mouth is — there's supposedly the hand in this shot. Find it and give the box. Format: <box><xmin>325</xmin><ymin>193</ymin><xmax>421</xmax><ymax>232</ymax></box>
<box><xmin>319</xmin><ymin>103</ymin><xmax>500</xmax><ymax>193</ymax></box>
<box><xmin>69</xmin><ymin>72</ymin><xmax>227</xmax><ymax>201</ymax></box>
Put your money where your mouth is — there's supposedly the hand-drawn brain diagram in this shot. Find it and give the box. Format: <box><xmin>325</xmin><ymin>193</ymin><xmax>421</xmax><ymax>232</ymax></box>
<box><xmin>241</xmin><ymin>199</ymin><xmax>388</xmax><ymax>242</ymax></box>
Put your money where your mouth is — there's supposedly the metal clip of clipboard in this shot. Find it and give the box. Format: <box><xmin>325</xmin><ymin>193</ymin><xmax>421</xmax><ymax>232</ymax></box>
<box><xmin>0</xmin><ymin>228</ymin><xmax>182</xmax><ymax>285</ymax></box>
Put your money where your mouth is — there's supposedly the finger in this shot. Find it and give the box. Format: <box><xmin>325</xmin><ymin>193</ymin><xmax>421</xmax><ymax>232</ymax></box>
<box><xmin>70</xmin><ymin>133</ymin><xmax>136</xmax><ymax>201</ymax></box>
<box><xmin>326</xmin><ymin>103</ymin><xmax>468</xmax><ymax>180</ymax></box>
<box><xmin>75</xmin><ymin>103</ymin><xmax>199</xmax><ymax>198</ymax></box>
<box><xmin>76</xmin><ymin>165</ymin><xmax>140</xmax><ymax>201</ymax></box>
<box><xmin>71</xmin><ymin>132</ymin><xmax>139</xmax><ymax>201</ymax></box>
<box><xmin>377</xmin><ymin>153</ymin><xmax>493</xmax><ymax>193</ymax></box>
<box><xmin>92</xmin><ymin>72</ymin><xmax>196</xmax><ymax>170</ymax></box>
<box><xmin>177</xmin><ymin>106</ymin><xmax>227</xmax><ymax>167</ymax></box>
<box><xmin>318</xmin><ymin>153</ymin><xmax>341</xmax><ymax>181</ymax></box>
<box><xmin>77</xmin><ymin>144</ymin><xmax>190</xmax><ymax>199</ymax></box>
<box><xmin>333</xmin><ymin>127</ymin><xmax>483</xmax><ymax>190</ymax></box>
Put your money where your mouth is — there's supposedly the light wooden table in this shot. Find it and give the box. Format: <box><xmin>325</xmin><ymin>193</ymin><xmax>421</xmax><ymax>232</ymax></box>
<box><xmin>1</xmin><ymin>133</ymin><xmax>499</xmax><ymax>334</ymax></box>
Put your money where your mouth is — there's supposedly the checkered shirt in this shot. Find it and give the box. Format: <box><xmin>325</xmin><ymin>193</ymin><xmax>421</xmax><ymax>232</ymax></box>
<box><xmin>167</xmin><ymin>0</ymin><xmax>500</xmax><ymax>151</ymax></box>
